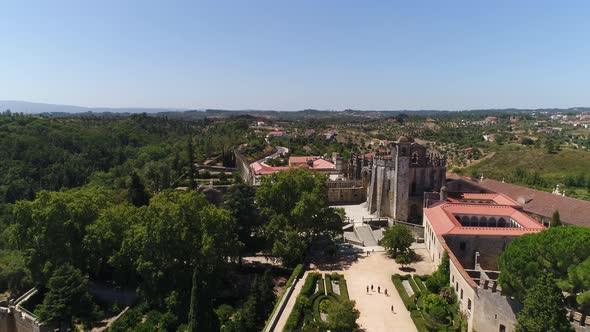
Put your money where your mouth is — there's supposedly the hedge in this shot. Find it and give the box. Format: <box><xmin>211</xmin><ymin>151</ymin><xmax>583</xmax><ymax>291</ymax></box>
<box><xmin>284</xmin><ymin>273</ymin><xmax>321</xmax><ymax>332</ymax></box>
<box><xmin>410</xmin><ymin>310</ymin><xmax>430</xmax><ymax>332</ymax></box>
<box><xmin>413</xmin><ymin>275</ymin><xmax>427</xmax><ymax>292</ymax></box>
<box><xmin>286</xmin><ymin>264</ymin><xmax>304</xmax><ymax>288</ymax></box>
<box><xmin>391</xmin><ymin>274</ymin><xmax>414</xmax><ymax>310</ymax></box>
<box><xmin>408</xmin><ymin>275</ymin><xmax>422</xmax><ymax>295</ymax></box>
<box><xmin>338</xmin><ymin>276</ymin><xmax>350</xmax><ymax>300</ymax></box>
<box><xmin>263</xmin><ymin>264</ymin><xmax>304</xmax><ymax>331</ymax></box>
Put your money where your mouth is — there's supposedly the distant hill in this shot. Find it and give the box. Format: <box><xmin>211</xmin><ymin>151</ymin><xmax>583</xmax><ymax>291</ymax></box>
<box><xmin>0</xmin><ymin>100</ymin><xmax>187</xmax><ymax>114</ymax></box>
<box><xmin>1</xmin><ymin>100</ymin><xmax>589</xmax><ymax>119</ymax></box>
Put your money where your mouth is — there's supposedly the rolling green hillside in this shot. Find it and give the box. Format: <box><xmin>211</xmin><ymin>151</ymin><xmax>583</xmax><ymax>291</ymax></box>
<box><xmin>462</xmin><ymin>144</ymin><xmax>590</xmax><ymax>201</ymax></box>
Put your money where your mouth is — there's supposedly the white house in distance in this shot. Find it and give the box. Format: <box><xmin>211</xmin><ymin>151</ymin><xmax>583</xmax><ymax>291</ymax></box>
<box><xmin>423</xmin><ymin>191</ymin><xmax>545</xmax><ymax>332</ymax></box>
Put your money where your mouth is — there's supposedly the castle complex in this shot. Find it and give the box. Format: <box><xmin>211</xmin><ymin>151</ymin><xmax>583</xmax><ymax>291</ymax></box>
<box><xmin>364</xmin><ymin>136</ymin><xmax>446</xmax><ymax>222</ymax></box>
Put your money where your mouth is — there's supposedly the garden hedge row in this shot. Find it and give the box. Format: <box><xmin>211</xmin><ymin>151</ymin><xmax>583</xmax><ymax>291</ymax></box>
<box><xmin>284</xmin><ymin>273</ymin><xmax>320</xmax><ymax>332</ymax></box>
<box><xmin>263</xmin><ymin>264</ymin><xmax>305</xmax><ymax>331</ymax></box>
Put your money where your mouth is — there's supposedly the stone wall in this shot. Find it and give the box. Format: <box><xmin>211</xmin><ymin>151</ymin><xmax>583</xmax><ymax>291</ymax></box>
<box><xmin>473</xmin><ymin>287</ymin><xmax>521</xmax><ymax>332</ymax></box>
<box><xmin>234</xmin><ymin>150</ymin><xmax>253</xmax><ymax>185</ymax></box>
<box><xmin>326</xmin><ymin>180</ymin><xmax>366</xmax><ymax>204</ymax></box>
<box><xmin>444</xmin><ymin>234</ymin><xmax>515</xmax><ymax>271</ymax></box>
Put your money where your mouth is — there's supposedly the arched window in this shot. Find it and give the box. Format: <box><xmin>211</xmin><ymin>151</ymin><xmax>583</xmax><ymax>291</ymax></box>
<box><xmin>470</xmin><ymin>216</ymin><xmax>478</xmax><ymax>226</ymax></box>
<box><xmin>480</xmin><ymin>217</ymin><xmax>488</xmax><ymax>227</ymax></box>
<box><xmin>401</xmin><ymin>147</ymin><xmax>407</xmax><ymax>156</ymax></box>
<box><xmin>498</xmin><ymin>218</ymin><xmax>507</xmax><ymax>227</ymax></box>
<box><xmin>411</xmin><ymin>152</ymin><xmax>419</xmax><ymax>165</ymax></box>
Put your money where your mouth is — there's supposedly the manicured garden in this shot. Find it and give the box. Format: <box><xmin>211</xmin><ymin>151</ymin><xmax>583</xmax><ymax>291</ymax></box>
<box><xmin>284</xmin><ymin>272</ymin><xmax>358</xmax><ymax>332</ymax></box>
<box><xmin>392</xmin><ymin>254</ymin><xmax>468</xmax><ymax>332</ymax></box>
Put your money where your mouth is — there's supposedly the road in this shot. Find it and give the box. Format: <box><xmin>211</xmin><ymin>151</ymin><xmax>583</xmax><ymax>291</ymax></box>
<box><xmin>257</xmin><ymin>146</ymin><xmax>289</xmax><ymax>164</ymax></box>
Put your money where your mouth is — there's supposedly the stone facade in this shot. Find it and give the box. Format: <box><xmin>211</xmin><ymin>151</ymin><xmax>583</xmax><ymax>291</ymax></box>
<box><xmin>326</xmin><ymin>180</ymin><xmax>366</xmax><ymax>204</ymax></box>
<box><xmin>366</xmin><ymin>136</ymin><xmax>445</xmax><ymax>222</ymax></box>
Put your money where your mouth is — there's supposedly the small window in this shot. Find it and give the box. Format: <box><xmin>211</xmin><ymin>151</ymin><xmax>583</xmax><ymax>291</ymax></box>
<box><xmin>452</xmin><ymin>275</ymin><xmax>454</xmax><ymax>283</ymax></box>
<box><xmin>460</xmin><ymin>242</ymin><xmax>466</xmax><ymax>250</ymax></box>
<box><xmin>499</xmin><ymin>324</ymin><xmax>506</xmax><ymax>332</ymax></box>
<box><xmin>456</xmin><ymin>282</ymin><xmax>458</xmax><ymax>291</ymax></box>
<box><xmin>468</xmin><ymin>299</ymin><xmax>472</xmax><ymax>310</ymax></box>
<box><xmin>460</xmin><ymin>289</ymin><xmax>463</xmax><ymax>300</ymax></box>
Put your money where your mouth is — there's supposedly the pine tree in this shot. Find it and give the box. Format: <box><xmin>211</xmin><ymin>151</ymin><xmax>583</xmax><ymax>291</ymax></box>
<box><xmin>127</xmin><ymin>172</ymin><xmax>149</xmax><ymax>207</ymax></box>
<box><xmin>550</xmin><ymin>210</ymin><xmax>561</xmax><ymax>227</ymax></box>
<box><xmin>515</xmin><ymin>274</ymin><xmax>573</xmax><ymax>332</ymax></box>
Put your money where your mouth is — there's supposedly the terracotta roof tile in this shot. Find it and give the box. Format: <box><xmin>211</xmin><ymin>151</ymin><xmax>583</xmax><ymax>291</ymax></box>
<box><xmin>478</xmin><ymin>179</ymin><xmax>590</xmax><ymax>227</ymax></box>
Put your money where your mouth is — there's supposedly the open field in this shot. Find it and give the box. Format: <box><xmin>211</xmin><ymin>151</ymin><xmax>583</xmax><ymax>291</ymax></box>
<box><xmin>463</xmin><ymin>144</ymin><xmax>590</xmax><ymax>200</ymax></box>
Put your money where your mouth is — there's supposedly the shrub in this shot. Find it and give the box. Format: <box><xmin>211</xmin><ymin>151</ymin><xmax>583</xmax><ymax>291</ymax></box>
<box><xmin>284</xmin><ymin>273</ymin><xmax>320</xmax><ymax>332</ymax></box>
<box><xmin>410</xmin><ymin>310</ymin><xmax>429</xmax><ymax>332</ymax></box>
<box><xmin>413</xmin><ymin>275</ymin><xmax>427</xmax><ymax>292</ymax></box>
<box><xmin>338</xmin><ymin>277</ymin><xmax>350</xmax><ymax>300</ymax></box>
<box><xmin>408</xmin><ymin>276</ymin><xmax>421</xmax><ymax>295</ymax></box>
<box><xmin>422</xmin><ymin>293</ymin><xmax>450</xmax><ymax>324</ymax></box>
<box><xmin>286</xmin><ymin>264</ymin><xmax>304</xmax><ymax>288</ymax></box>
<box><xmin>392</xmin><ymin>274</ymin><xmax>414</xmax><ymax>310</ymax></box>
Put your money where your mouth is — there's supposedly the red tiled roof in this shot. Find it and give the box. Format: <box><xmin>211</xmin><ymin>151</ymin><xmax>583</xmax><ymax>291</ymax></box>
<box><xmin>288</xmin><ymin>156</ymin><xmax>335</xmax><ymax>170</ymax></box>
<box><xmin>459</xmin><ymin>193</ymin><xmax>521</xmax><ymax>206</ymax></box>
<box><xmin>250</xmin><ymin>162</ymin><xmax>289</xmax><ymax>175</ymax></box>
<box><xmin>478</xmin><ymin>179</ymin><xmax>590</xmax><ymax>227</ymax></box>
<box><xmin>425</xmin><ymin>203</ymin><xmax>545</xmax><ymax>238</ymax></box>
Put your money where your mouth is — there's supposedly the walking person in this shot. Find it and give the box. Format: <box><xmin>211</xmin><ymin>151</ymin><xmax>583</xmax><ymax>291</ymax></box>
<box><xmin>384</xmin><ymin>288</ymin><xmax>388</xmax><ymax>296</ymax></box>
<box><xmin>371</xmin><ymin>284</ymin><xmax>374</xmax><ymax>292</ymax></box>
<box><xmin>378</xmin><ymin>286</ymin><xmax>381</xmax><ymax>293</ymax></box>
<box><xmin>366</xmin><ymin>285</ymin><xmax>369</xmax><ymax>293</ymax></box>
<box><xmin>391</xmin><ymin>305</ymin><xmax>395</xmax><ymax>314</ymax></box>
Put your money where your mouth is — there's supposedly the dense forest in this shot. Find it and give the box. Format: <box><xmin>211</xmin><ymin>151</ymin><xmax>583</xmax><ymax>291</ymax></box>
<box><xmin>0</xmin><ymin>112</ymin><xmax>345</xmax><ymax>331</ymax></box>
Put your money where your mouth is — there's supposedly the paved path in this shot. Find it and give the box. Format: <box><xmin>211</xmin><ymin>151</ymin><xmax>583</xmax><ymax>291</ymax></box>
<box><xmin>313</xmin><ymin>248</ymin><xmax>435</xmax><ymax>332</ymax></box>
<box><xmin>274</xmin><ymin>271</ymin><xmax>309</xmax><ymax>332</ymax></box>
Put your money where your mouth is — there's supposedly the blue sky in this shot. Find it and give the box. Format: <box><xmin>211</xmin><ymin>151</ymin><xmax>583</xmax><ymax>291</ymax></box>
<box><xmin>1</xmin><ymin>0</ymin><xmax>589</xmax><ymax>110</ymax></box>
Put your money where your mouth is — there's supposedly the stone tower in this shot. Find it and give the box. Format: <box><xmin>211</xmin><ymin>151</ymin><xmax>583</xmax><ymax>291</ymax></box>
<box><xmin>366</xmin><ymin>136</ymin><xmax>446</xmax><ymax>223</ymax></box>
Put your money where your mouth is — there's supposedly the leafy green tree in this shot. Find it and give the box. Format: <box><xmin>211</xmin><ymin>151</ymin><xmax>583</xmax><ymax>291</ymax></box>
<box><xmin>223</xmin><ymin>184</ymin><xmax>260</xmax><ymax>252</ymax></box>
<box><xmin>422</xmin><ymin>293</ymin><xmax>449</xmax><ymax>323</ymax></box>
<box><xmin>379</xmin><ymin>225</ymin><xmax>414</xmax><ymax>258</ymax></box>
<box><xmin>426</xmin><ymin>251</ymin><xmax>450</xmax><ymax>293</ymax></box>
<box><xmin>112</xmin><ymin>190</ymin><xmax>240</xmax><ymax>329</ymax></box>
<box><xmin>36</xmin><ymin>264</ymin><xmax>98</xmax><ymax>328</ymax></box>
<box><xmin>498</xmin><ymin>226</ymin><xmax>590</xmax><ymax>302</ymax></box>
<box><xmin>550</xmin><ymin>210</ymin><xmax>561</xmax><ymax>227</ymax></box>
<box><xmin>83</xmin><ymin>204</ymin><xmax>139</xmax><ymax>280</ymax></box>
<box><xmin>395</xmin><ymin>253</ymin><xmax>411</xmax><ymax>269</ymax></box>
<box><xmin>127</xmin><ymin>172</ymin><xmax>150</xmax><ymax>207</ymax></box>
<box><xmin>257</xmin><ymin>168</ymin><xmax>342</xmax><ymax>266</ymax></box>
<box><xmin>0</xmin><ymin>250</ymin><xmax>33</xmax><ymax>296</ymax></box>
<box><xmin>8</xmin><ymin>187</ymin><xmax>114</xmax><ymax>283</ymax></box>
<box><xmin>515</xmin><ymin>274</ymin><xmax>573</xmax><ymax>332</ymax></box>
<box><xmin>326</xmin><ymin>299</ymin><xmax>360</xmax><ymax>332</ymax></box>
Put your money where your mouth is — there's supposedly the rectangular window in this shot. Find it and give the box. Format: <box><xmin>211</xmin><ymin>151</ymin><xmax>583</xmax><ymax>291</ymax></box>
<box><xmin>460</xmin><ymin>289</ymin><xmax>463</xmax><ymax>300</ymax></box>
<box><xmin>456</xmin><ymin>282</ymin><xmax>458</xmax><ymax>291</ymax></box>
<box><xmin>460</xmin><ymin>242</ymin><xmax>466</xmax><ymax>250</ymax></box>
<box><xmin>452</xmin><ymin>275</ymin><xmax>454</xmax><ymax>283</ymax></box>
<box><xmin>468</xmin><ymin>299</ymin><xmax>472</xmax><ymax>311</ymax></box>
